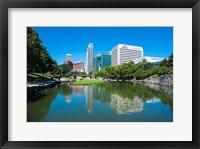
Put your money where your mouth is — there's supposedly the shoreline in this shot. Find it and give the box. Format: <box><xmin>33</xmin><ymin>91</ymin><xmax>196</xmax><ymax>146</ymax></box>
<box><xmin>109</xmin><ymin>73</ymin><xmax>173</xmax><ymax>88</ymax></box>
<box><xmin>27</xmin><ymin>80</ymin><xmax>61</xmax><ymax>97</ymax></box>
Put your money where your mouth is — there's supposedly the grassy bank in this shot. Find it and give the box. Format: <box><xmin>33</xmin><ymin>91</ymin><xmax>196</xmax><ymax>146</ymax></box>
<box><xmin>27</xmin><ymin>73</ymin><xmax>58</xmax><ymax>82</ymax></box>
<box><xmin>73</xmin><ymin>79</ymin><xmax>105</xmax><ymax>85</ymax></box>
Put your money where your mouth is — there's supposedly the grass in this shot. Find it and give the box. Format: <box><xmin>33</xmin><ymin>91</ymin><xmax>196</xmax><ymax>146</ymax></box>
<box><xmin>73</xmin><ymin>79</ymin><xmax>105</xmax><ymax>85</ymax></box>
<box><xmin>27</xmin><ymin>73</ymin><xmax>56</xmax><ymax>82</ymax></box>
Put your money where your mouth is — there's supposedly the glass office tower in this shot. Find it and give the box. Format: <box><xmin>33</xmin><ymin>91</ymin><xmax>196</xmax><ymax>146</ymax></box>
<box><xmin>93</xmin><ymin>52</ymin><xmax>111</xmax><ymax>71</ymax></box>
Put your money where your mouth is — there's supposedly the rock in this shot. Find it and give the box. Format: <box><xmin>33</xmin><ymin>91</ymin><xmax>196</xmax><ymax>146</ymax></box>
<box><xmin>144</xmin><ymin>73</ymin><xmax>173</xmax><ymax>87</ymax></box>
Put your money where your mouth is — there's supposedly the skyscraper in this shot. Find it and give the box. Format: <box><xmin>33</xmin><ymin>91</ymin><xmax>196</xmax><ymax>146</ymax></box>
<box><xmin>86</xmin><ymin>43</ymin><xmax>94</xmax><ymax>73</ymax></box>
<box><xmin>111</xmin><ymin>44</ymin><xmax>143</xmax><ymax>66</ymax></box>
<box><xmin>94</xmin><ymin>52</ymin><xmax>111</xmax><ymax>71</ymax></box>
<box><xmin>66</xmin><ymin>54</ymin><xmax>72</xmax><ymax>62</ymax></box>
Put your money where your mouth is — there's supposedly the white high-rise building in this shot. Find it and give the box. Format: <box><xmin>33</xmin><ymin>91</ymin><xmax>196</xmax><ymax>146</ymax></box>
<box><xmin>111</xmin><ymin>44</ymin><xmax>143</xmax><ymax>66</ymax></box>
<box><xmin>86</xmin><ymin>43</ymin><xmax>94</xmax><ymax>73</ymax></box>
<box><xmin>66</xmin><ymin>54</ymin><xmax>72</xmax><ymax>62</ymax></box>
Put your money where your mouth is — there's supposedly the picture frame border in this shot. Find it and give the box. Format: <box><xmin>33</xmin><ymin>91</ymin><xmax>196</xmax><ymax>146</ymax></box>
<box><xmin>0</xmin><ymin>0</ymin><xmax>199</xmax><ymax>148</ymax></box>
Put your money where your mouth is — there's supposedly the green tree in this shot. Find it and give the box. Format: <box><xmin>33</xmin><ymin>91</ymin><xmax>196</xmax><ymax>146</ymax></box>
<box><xmin>160</xmin><ymin>54</ymin><xmax>173</xmax><ymax>67</ymax></box>
<box><xmin>59</xmin><ymin>64</ymin><xmax>72</xmax><ymax>76</ymax></box>
<box><xmin>27</xmin><ymin>27</ymin><xmax>60</xmax><ymax>75</ymax></box>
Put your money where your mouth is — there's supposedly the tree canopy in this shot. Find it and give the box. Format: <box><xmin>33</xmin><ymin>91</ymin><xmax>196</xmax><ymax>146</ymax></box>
<box><xmin>94</xmin><ymin>54</ymin><xmax>173</xmax><ymax>80</ymax></box>
<box><xmin>27</xmin><ymin>27</ymin><xmax>61</xmax><ymax>75</ymax></box>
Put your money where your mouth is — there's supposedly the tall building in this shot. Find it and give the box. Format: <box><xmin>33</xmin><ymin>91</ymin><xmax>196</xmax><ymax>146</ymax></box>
<box><xmin>111</xmin><ymin>44</ymin><xmax>143</xmax><ymax>66</ymax></box>
<box><xmin>66</xmin><ymin>54</ymin><xmax>72</xmax><ymax>62</ymax></box>
<box><xmin>94</xmin><ymin>52</ymin><xmax>111</xmax><ymax>71</ymax></box>
<box><xmin>86</xmin><ymin>43</ymin><xmax>94</xmax><ymax>73</ymax></box>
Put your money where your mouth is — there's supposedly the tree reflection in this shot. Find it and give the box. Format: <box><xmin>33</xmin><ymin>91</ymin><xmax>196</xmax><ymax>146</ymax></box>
<box><xmin>93</xmin><ymin>86</ymin><xmax>111</xmax><ymax>104</ymax></box>
<box><xmin>96</xmin><ymin>82</ymin><xmax>173</xmax><ymax>111</ymax></box>
<box><xmin>27</xmin><ymin>87</ymin><xmax>58</xmax><ymax>122</ymax></box>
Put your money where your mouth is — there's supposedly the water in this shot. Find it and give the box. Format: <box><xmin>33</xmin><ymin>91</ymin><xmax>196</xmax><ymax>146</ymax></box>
<box><xmin>27</xmin><ymin>82</ymin><xmax>173</xmax><ymax>122</ymax></box>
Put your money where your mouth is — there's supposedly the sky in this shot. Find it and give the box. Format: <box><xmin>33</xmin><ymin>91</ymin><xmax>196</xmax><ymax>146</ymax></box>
<box><xmin>33</xmin><ymin>27</ymin><xmax>173</xmax><ymax>65</ymax></box>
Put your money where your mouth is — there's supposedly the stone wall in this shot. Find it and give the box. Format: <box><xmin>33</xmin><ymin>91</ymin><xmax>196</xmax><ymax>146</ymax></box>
<box><xmin>144</xmin><ymin>73</ymin><xmax>173</xmax><ymax>87</ymax></box>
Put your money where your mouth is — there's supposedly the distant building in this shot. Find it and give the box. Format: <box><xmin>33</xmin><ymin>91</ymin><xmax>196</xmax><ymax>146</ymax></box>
<box><xmin>111</xmin><ymin>44</ymin><xmax>143</xmax><ymax>66</ymax></box>
<box><xmin>93</xmin><ymin>52</ymin><xmax>111</xmax><ymax>71</ymax></box>
<box><xmin>133</xmin><ymin>56</ymin><xmax>164</xmax><ymax>65</ymax></box>
<box><xmin>66</xmin><ymin>54</ymin><xmax>72</xmax><ymax>62</ymax></box>
<box><xmin>72</xmin><ymin>61</ymin><xmax>84</xmax><ymax>76</ymax></box>
<box><xmin>63</xmin><ymin>60</ymin><xmax>73</xmax><ymax>69</ymax></box>
<box><xmin>86</xmin><ymin>43</ymin><xmax>94</xmax><ymax>73</ymax></box>
<box><xmin>73</xmin><ymin>61</ymin><xmax>84</xmax><ymax>71</ymax></box>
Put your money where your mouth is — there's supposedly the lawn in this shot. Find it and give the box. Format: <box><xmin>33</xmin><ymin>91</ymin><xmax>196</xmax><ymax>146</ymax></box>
<box><xmin>27</xmin><ymin>73</ymin><xmax>56</xmax><ymax>82</ymax></box>
<box><xmin>73</xmin><ymin>79</ymin><xmax>105</xmax><ymax>85</ymax></box>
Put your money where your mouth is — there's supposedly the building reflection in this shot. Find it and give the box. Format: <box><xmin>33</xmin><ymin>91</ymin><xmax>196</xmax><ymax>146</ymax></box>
<box><xmin>57</xmin><ymin>83</ymin><xmax>73</xmax><ymax>104</ymax></box>
<box><xmin>84</xmin><ymin>83</ymin><xmax>168</xmax><ymax>115</ymax></box>
<box><xmin>65</xmin><ymin>94</ymin><xmax>72</xmax><ymax>103</ymax></box>
<box><xmin>73</xmin><ymin>86</ymin><xmax>84</xmax><ymax>96</ymax></box>
<box><xmin>93</xmin><ymin>86</ymin><xmax>111</xmax><ymax>104</ymax></box>
<box><xmin>85</xmin><ymin>86</ymin><xmax>94</xmax><ymax>113</ymax></box>
<box><xmin>145</xmin><ymin>98</ymin><xmax>161</xmax><ymax>103</ymax></box>
<box><xmin>110</xmin><ymin>95</ymin><xmax>144</xmax><ymax>114</ymax></box>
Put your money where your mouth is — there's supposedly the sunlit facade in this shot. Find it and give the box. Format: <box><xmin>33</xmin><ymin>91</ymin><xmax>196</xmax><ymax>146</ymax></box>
<box><xmin>86</xmin><ymin>43</ymin><xmax>94</xmax><ymax>74</ymax></box>
<box><xmin>111</xmin><ymin>44</ymin><xmax>143</xmax><ymax>66</ymax></box>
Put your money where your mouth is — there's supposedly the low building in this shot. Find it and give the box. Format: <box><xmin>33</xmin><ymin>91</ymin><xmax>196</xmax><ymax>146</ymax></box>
<box><xmin>133</xmin><ymin>56</ymin><xmax>164</xmax><ymax>65</ymax></box>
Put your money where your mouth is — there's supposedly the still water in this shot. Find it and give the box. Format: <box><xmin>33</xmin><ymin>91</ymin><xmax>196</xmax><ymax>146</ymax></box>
<box><xmin>27</xmin><ymin>82</ymin><xmax>173</xmax><ymax>122</ymax></box>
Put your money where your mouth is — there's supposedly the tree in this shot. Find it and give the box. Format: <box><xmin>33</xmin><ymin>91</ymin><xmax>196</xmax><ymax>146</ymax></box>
<box><xmin>168</xmin><ymin>54</ymin><xmax>173</xmax><ymax>67</ymax></box>
<box><xmin>160</xmin><ymin>59</ymin><xmax>168</xmax><ymax>67</ymax></box>
<box><xmin>59</xmin><ymin>64</ymin><xmax>72</xmax><ymax>76</ymax></box>
<box><xmin>135</xmin><ymin>69</ymin><xmax>148</xmax><ymax>80</ymax></box>
<box><xmin>27</xmin><ymin>27</ymin><xmax>60</xmax><ymax>75</ymax></box>
<box><xmin>89</xmin><ymin>71</ymin><xmax>94</xmax><ymax>75</ymax></box>
<box><xmin>160</xmin><ymin>54</ymin><xmax>173</xmax><ymax>67</ymax></box>
<box><xmin>80</xmin><ymin>72</ymin><xmax>87</xmax><ymax>75</ymax></box>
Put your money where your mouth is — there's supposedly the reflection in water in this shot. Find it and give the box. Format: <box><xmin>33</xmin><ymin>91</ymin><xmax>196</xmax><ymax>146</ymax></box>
<box><xmin>86</xmin><ymin>86</ymin><xmax>94</xmax><ymax>113</ymax></box>
<box><xmin>65</xmin><ymin>94</ymin><xmax>72</xmax><ymax>103</ymax></box>
<box><xmin>57</xmin><ymin>83</ymin><xmax>73</xmax><ymax>103</ymax></box>
<box><xmin>27</xmin><ymin>87</ymin><xmax>58</xmax><ymax>122</ymax></box>
<box><xmin>93</xmin><ymin>86</ymin><xmax>111</xmax><ymax>104</ymax></box>
<box><xmin>27</xmin><ymin>82</ymin><xmax>173</xmax><ymax>122</ymax></box>
<box><xmin>73</xmin><ymin>86</ymin><xmax>84</xmax><ymax>96</ymax></box>
<box><xmin>96</xmin><ymin>82</ymin><xmax>173</xmax><ymax>111</ymax></box>
<box><xmin>110</xmin><ymin>95</ymin><xmax>143</xmax><ymax>114</ymax></box>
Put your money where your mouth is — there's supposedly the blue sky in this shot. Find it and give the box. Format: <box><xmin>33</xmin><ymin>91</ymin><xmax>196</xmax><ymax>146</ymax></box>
<box><xmin>33</xmin><ymin>27</ymin><xmax>173</xmax><ymax>65</ymax></box>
